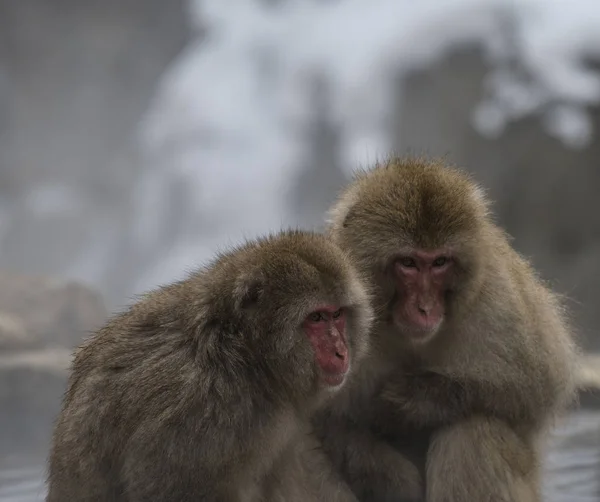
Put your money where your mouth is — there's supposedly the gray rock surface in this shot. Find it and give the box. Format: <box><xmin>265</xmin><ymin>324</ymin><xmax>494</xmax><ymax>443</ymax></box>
<box><xmin>0</xmin><ymin>273</ymin><xmax>107</xmax><ymax>455</ymax></box>
<box><xmin>577</xmin><ymin>354</ymin><xmax>600</xmax><ymax>409</ymax></box>
<box><xmin>0</xmin><ymin>272</ymin><xmax>107</xmax><ymax>351</ymax></box>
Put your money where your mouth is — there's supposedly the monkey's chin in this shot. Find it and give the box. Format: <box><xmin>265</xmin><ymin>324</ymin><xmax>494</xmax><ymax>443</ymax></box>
<box><xmin>321</xmin><ymin>371</ymin><xmax>348</xmax><ymax>392</ymax></box>
<box><xmin>408</xmin><ymin>324</ymin><xmax>441</xmax><ymax>345</ymax></box>
<box><xmin>391</xmin><ymin>310</ymin><xmax>442</xmax><ymax>342</ymax></box>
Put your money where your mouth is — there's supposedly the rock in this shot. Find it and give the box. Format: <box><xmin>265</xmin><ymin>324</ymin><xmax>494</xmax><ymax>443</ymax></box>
<box><xmin>0</xmin><ymin>349</ymin><xmax>72</xmax><ymax>454</ymax></box>
<box><xmin>287</xmin><ymin>74</ymin><xmax>351</xmax><ymax>231</ymax></box>
<box><xmin>0</xmin><ymin>273</ymin><xmax>108</xmax><ymax>455</ymax></box>
<box><xmin>0</xmin><ymin>311</ymin><xmax>32</xmax><ymax>351</ymax></box>
<box><xmin>0</xmin><ymin>272</ymin><xmax>108</xmax><ymax>352</ymax></box>
<box><xmin>576</xmin><ymin>354</ymin><xmax>600</xmax><ymax>409</ymax></box>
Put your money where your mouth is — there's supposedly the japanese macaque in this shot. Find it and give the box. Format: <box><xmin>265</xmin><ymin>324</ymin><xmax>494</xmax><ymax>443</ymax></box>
<box><xmin>46</xmin><ymin>230</ymin><xmax>373</xmax><ymax>502</ymax></box>
<box><xmin>314</xmin><ymin>157</ymin><xmax>579</xmax><ymax>502</ymax></box>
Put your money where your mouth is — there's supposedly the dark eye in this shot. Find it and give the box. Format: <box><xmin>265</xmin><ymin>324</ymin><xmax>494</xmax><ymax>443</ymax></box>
<box><xmin>308</xmin><ymin>312</ymin><xmax>323</xmax><ymax>322</ymax></box>
<box><xmin>432</xmin><ymin>257</ymin><xmax>448</xmax><ymax>267</ymax></box>
<box><xmin>399</xmin><ymin>257</ymin><xmax>416</xmax><ymax>268</ymax></box>
<box><xmin>332</xmin><ymin>308</ymin><xmax>343</xmax><ymax>319</ymax></box>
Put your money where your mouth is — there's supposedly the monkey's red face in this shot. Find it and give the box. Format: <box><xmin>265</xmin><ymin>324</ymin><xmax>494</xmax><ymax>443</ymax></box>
<box><xmin>303</xmin><ymin>306</ymin><xmax>349</xmax><ymax>388</ymax></box>
<box><xmin>392</xmin><ymin>250</ymin><xmax>453</xmax><ymax>340</ymax></box>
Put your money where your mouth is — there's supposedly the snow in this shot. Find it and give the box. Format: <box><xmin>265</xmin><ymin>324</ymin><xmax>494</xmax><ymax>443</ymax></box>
<box><xmin>133</xmin><ymin>0</ymin><xmax>600</xmax><ymax>292</ymax></box>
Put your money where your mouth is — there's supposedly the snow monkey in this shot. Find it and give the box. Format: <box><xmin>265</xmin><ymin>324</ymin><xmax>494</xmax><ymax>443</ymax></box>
<box><xmin>46</xmin><ymin>229</ymin><xmax>373</xmax><ymax>502</ymax></box>
<box><xmin>313</xmin><ymin>157</ymin><xmax>579</xmax><ymax>502</ymax></box>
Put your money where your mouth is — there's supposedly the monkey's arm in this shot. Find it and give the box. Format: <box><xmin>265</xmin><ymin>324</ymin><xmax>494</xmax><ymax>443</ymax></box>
<box><xmin>376</xmin><ymin>371</ymin><xmax>536</xmax><ymax>430</ymax></box>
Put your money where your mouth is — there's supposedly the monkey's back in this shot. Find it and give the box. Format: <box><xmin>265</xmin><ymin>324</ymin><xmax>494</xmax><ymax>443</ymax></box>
<box><xmin>46</xmin><ymin>285</ymin><xmax>279</xmax><ymax>501</ymax></box>
<box><xmin>46</xmin><ymin>297</ymin><xmax>213</xmax><ymax>500</ymax></box>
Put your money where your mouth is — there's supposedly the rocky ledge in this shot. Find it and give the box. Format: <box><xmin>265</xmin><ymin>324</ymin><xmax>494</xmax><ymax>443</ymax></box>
<box><xmin>0</xmin><ymin>272</ymin><xmax>107</xmax><ymax>455</ymax></box>
<box><xmin>576</xmin><ymin>354</ymin><xmax>600</xmax><ymax>409</ymax></box>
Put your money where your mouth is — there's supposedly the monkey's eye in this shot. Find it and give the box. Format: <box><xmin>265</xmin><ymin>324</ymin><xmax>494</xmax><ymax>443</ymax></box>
<box><xmin>308</xmin><ymin>312</ymin><xmax>323</xmax><ymax>323</ymax></box>
<box><xmin>432</xmin><ymin>257</ymin><xmax>448</xmax><ymax>267</ymax></box>
<box><xmin>332</xmin><ymin>308</ymin><xmax>343</xmax><ymax>319</ymax></box>
<box><xmin>399</xmin><ymin>257</ymin><xmax>416</xmax><ymax>268</ymax></box>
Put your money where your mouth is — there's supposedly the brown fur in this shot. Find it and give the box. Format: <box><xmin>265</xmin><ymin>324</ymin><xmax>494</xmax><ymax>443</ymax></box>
<box><xmin>314</xmin><ymin>157</ymin><xmax>579</xmax><ymax>502</ymax></box>
<box><xmin>46</xmin><ymin>229</ymin><xmax>372</xmax><ymax>502</ymax></box>
<box><xmin>263</xmin><ymin>421</ymin><xmax>361</xmax><ymax>502</ymax></box>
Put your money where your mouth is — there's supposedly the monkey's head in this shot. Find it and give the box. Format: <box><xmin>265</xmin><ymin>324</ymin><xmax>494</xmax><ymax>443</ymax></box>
<box><xmin>328</xmin><ymin>157</ymin><xmax>490</xmax><ymax>346</ymax></box>
<box><xmin>202</xmin><ymin>230</ymin><xmax>373</xmax><ymax>404</ymax></box>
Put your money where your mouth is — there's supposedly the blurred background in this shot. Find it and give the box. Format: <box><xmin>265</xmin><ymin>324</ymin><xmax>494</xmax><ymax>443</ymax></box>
<box><xmin>0</xmin><ymin>0</ymin><xmax>599</xmax><ymax>500</ymax></box>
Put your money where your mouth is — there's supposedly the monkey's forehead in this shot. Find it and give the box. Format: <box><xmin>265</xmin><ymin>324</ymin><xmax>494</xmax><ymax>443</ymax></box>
<box><xmin>249</xmin><ymin>231</ymin><xmax>356</xmax><ymax>271</ymax></box>
<box><xmin>254</xmin><ymin>258</ymin><xmax>356</xmax><ymax>300</ymax></box>
<box><xmin>343</xmin><ymin>189</ymin><xmax>480</xmax><ymax>243</ymax></box>
<box><xmin>336</xmin><ymin>160</ymin><xmax>485</xmax><ymax>243</ymax></box>
<box><xmin>208</xmin><ymin>232</ymin><xmax>360</xmax><ymax>295</ymax></box>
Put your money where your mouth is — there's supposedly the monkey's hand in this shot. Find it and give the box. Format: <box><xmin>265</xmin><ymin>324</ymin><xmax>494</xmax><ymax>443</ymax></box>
<box><xmin>379</xmin><ymin>368</ymin><xmax>547</xmax><ymax>431</ymax></box>
<box><xmin>377</xmin><ymin>372</ymin><xmax>473</xmax><ymax>429</ymax></box>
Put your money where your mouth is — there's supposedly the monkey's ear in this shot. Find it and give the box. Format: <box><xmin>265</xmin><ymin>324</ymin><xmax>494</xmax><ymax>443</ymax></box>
<box><xmin>234</xmin><ymin>273</ymin><xmax>264</xmax><ymax>310</ymax></box>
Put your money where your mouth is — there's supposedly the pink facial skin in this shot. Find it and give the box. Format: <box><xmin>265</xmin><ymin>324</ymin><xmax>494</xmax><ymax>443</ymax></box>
<box><xmin>393</xmin><ymin>250</ymin><xmax>453</xmax><ymax>337</ymax></box>
<box><xmin>303</xmin><ymin>305</ymin><xmax>349</xmax><ymax>387</ymax></box>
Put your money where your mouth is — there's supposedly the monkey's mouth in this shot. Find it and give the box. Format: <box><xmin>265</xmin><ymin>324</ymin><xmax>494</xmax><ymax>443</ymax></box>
<box><xmin>392</xmin><ymin>309</ymin><xmax>443</xmax><ymax>341</ymax></box>
<box><xmin>313</xmin><ymin>329</ymin><xmax>350</xmax><ymax>388</ymax></box>
<box><xmin>407</xmin><ymin>315</ymin><xmax>443</xmax><ymax>334</ymax></box>
<box><xmin>319</xmin><ymin>347</ymin><xmax>349</xmax><ymax>388</ymax></box>
<box><xmin>406</xmin><ymin>322</ymin><xmax>442</xmax><ymax>342</ymax></box>
<box><xmin>319</xmin><ymin>354</ymin><xmax>349</xmax><ymax>387</ymax></box>
<box><xmin>321</xmin><ymin>369</ymin><xmax>347</xmax><ymax>388</ymax></box>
